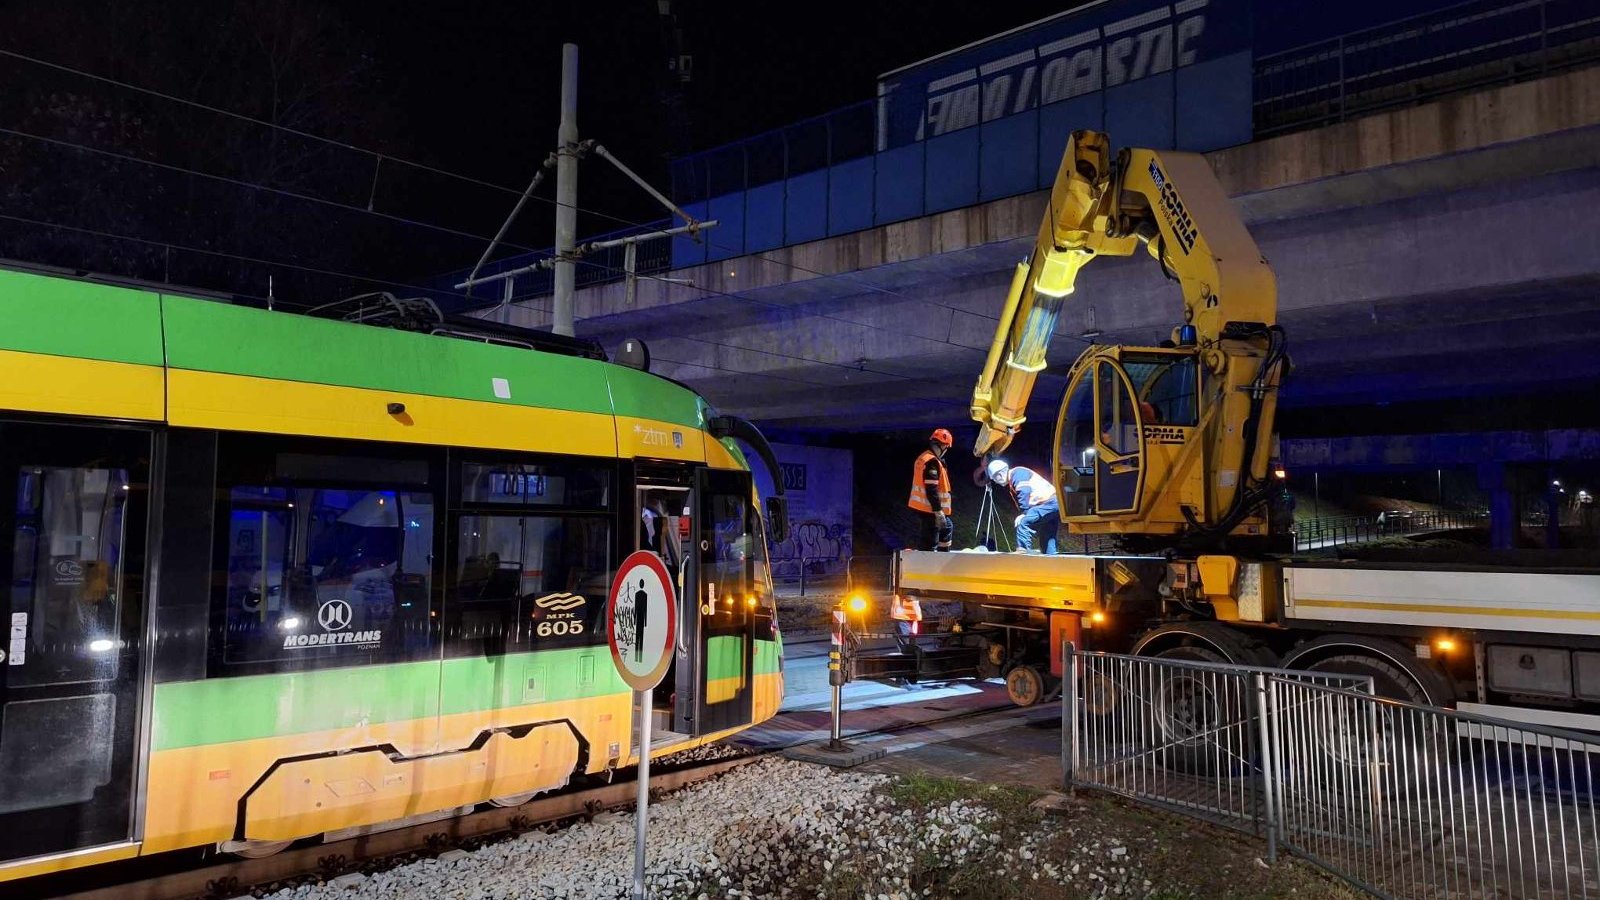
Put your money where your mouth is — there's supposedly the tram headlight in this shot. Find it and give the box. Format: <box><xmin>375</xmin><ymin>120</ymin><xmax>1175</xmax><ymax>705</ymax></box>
<box><xmin>88</xmin><ymin>639</ymin><xmax>115</xmax><ymax>653</ymax></box>
<box><xmin>280</xmin><ymin>616</ymin><xmax>303</xmax><ymax>631</ymax></box>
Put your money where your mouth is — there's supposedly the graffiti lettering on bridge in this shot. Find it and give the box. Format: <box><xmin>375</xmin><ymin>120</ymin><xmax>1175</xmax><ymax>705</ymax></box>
<box><xmin>779</xmin><ymin>463</ymin><xmax>807</xmax><ymax>492</ymax></box>
<box><xmin>770</xmin><ymin>520</ymin><xmax>850</xmax><ymax>580</ymax></box>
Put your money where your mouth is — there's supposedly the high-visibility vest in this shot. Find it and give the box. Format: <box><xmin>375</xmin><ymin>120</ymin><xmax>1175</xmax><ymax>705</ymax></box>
<box><xmin>890</xmin><ymin>594</ymin><xmax>923</xmax><ymax>622</ymax></box>
<box><xmin>907</xmin><ymin>450</ymin><xmax>952</xmax><ymax>515</ymax></box>
<box><xmin>1009</xmin><ymin>467</ymin><xmax>1056</xmax><ymax>508</ymax></box>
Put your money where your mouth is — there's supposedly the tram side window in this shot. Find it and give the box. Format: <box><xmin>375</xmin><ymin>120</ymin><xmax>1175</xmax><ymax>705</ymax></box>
<box><xmin>8</xmin><ymin>466</ymin><xmax>128</xmax><ymax>687</ymax></box>
<box><xmin>461</xmin><ymin>462</ymin><xmax>609</xmax><ymax>509</ymax></box>
<box><xmin>447</xmin><ymin>515</ymin><xmax>609</xmax><ymax>656</ymax></box>
<box><xmin>213</xmin><ymin>441</ymin><xmax>437</xmax><ymax>673</ymax></box>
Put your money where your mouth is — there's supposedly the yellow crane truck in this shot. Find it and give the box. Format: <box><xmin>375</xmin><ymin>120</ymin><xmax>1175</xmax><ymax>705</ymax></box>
<box><xmin>883</xmin><ymin>130</ymin><xmax>1600</xmax><ymax>729</ymax></box>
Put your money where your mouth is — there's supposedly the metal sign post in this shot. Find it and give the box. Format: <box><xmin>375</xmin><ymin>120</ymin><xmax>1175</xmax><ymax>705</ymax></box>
<box><xmin>606</xmin><ymin>550</ymin><xmax>679</xmax><ymax>900</ymax></box>
<box><xmin>828</xmin><ymin>607</ymin><xmax>846</xmax><ymax>750</ymax></box>
<box><xmin>631</xmin><ymin>686</ymin><xmax>651</xmax><ymax>898</ymax></box>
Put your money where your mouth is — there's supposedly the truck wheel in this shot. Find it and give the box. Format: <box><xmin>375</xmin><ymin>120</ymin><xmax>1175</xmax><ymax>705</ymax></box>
<box><xmin>1081</xmin><ymin>669</ymin><xmax>1120</xmax><ymax>716</ymax></box>
<box><xmin>1282</xmin><ymin>638</ymin><xmax>1456</xmax><ymax>789</ymax></box>
<box><xmin>1284</xmin><ymin>636</ymin><xmax>1455</xmax><ymax>707</ymax></box>
<box><xmin>1131</xmin><ymin>622</ymin><xmax>1278</xmax><ymax>669</ymax></box>
<box><xmin>1007</xmin><ymin>665</ymin><xmax>1045</xmax><ymax>707</ymax></box>
<box><xmin>1147</xmin><ymin>644</ymin><xmax>1255</xmax><ymax>777</ymax></box>
<box><xmin>1301</xmin><ymin>654</ymin><xmax>1442</xmax><ymax>707</ymax></box>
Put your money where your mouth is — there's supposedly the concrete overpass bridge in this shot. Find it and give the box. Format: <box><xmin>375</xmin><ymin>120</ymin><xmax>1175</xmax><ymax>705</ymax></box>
<box><xmin>483</xmin><ymin>65</ymin><xmax>1600</xmax><ymax>440</ymax></box>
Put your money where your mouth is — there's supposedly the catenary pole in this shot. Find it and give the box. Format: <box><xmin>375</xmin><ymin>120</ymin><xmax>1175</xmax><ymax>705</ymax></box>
<box><xmin>552</xmin><ymin>43</ymin><xmax>580</xmax><ymax>337</ymax></box>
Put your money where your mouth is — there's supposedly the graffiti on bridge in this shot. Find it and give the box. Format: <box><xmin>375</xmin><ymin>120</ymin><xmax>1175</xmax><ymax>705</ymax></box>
<box><xmin>770</xmin><ymin>519</ymin><xmax>851</xmax><ymax>580</ymax></box>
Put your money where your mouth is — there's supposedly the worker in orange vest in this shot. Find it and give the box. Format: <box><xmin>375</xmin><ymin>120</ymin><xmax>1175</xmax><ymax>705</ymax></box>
<box><xmin>907</xmin><ymin>428</ymin><xmax>955</xmax><ymax>551</ymax></box>
<box><xmin>987</xmin><ymin>459</ymin><xmax>1061</xmax><ymax>554</ymax></box>
<box><xmin>889</xmin><ymin>593</ymin><xmax>923</xmax><ymax>649</ymax></box>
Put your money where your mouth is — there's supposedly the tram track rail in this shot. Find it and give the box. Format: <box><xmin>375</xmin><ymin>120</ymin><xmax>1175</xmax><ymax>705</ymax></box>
<box><xmin>763</xmin><ymin>697</ymin><xmax>1025</xmax><ymax>753</ymax></box>
<box><xmin>36</xmin><ymin>694</ymin><xmax>1025</xmax><ymax>900</ymax></box>
<box><xmin>43</xmin><ymin>754</ymin><xmax>765</xmax><ymax>900</ymax></box>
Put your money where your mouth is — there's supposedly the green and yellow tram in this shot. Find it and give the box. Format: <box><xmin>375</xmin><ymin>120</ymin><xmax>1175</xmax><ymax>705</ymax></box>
<box><xmin>0</xmin><ymin>266</ymin><xmax>786</xmax><ymax>882</ymax></box>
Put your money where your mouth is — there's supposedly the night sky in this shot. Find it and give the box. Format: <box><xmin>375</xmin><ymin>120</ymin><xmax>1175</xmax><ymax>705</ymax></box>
<box><xmin>0</xmin><ymin>0</ymin><xmax>1089</xmax><ymax>298</ymax></box>
<box><xmin>334</xmin><ymin>0</ymin><xmax>1440</xmax><ymax>241</ymax></box>
<box><xmin>0</xmin><ymin>0</ymin><xmax>1467</xmax><ymax>299</ymax></box>
<box><xmin>342</xmin><ymin>0</ymin><xmax>1087</xmax><ymax>245</ymax></box>
<box><xmin>320</xmin><ymin>0</ymin><xmax>1453</xmax><ymax>242</ymax></box>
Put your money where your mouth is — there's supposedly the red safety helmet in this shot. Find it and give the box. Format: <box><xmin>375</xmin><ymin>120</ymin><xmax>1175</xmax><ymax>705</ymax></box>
<box><xmin>929</xmin><ymin>428</ymin><xmax>954</xmax><ymax>447</ymax></box>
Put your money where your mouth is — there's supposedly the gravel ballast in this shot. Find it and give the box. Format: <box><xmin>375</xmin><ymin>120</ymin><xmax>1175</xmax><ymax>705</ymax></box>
<box><xmin>260</xmin><ymin>756</ymin><xmax>1353</xmax><ymax>900</ymax></box>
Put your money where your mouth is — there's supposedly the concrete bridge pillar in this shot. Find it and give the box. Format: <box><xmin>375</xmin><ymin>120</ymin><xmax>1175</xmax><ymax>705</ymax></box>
<box><xmin>1477</xmin><ymin>463</ymin><xmax>1515</xmax><ymax>550</ymax></box>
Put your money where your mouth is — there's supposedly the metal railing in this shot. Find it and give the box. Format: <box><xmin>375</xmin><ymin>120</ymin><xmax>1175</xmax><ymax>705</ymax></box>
<box><xmin>1255</xmin><ymin>0</ymin><xmax>1600</xmax><ymax>137</ymax></box>
<box><xmin>1271</xmin><ymin>677</ymin><xmax>1600</xmax><ymax>898</ymax></box>
<box><xmin>772</xmin><ymin>553</ymin><xmax>896</xmax><ymax>600</ymax></box>
<box><xmin>1062</xmin><ymin>650</ymin><xmax>1374</xmax><ymax>841</ymax></box>
<box><xmin>1064</xmin><ymin>647</ymin><xmax>1600</xmax><ymax>898</ymax></box>
<box><xmin>774</xmin><ymin>555</ymin><xmax>849</xmax><ymax>597</ymax></box>
<box><xmin>1293</xmin><ymin>510</ymin><xmax>1491</xmax><ymax>551</ymax></box>
<box><xmin>670</xmin><ymin>100</ymin><xmax>879</xmax><ymax>201</ymax></box>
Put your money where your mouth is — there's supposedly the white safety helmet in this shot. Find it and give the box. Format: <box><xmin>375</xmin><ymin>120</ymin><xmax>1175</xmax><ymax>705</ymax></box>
<box><xmin>986</xmin><ymin>459</ymin><xmax>1009</xmax><ymax>483</ymax></box>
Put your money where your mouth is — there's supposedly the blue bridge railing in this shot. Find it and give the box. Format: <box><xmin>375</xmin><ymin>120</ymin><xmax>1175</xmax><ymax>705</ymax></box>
<box><xmin>1255</xmin><ymin>0</ymin><xmax>1600</xmax><ymax>136</ymax></box>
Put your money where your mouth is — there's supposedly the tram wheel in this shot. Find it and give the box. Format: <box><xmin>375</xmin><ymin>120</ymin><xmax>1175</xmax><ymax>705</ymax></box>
<box><xmin>1007</xmin><ymin>664</ymin><xmax>1045</xmax><ymax>707</ymax></box>
<box><xmin>977</xmin><ymin>640</ymin><xmax>1006</xmax><ymax>679</ymax></box>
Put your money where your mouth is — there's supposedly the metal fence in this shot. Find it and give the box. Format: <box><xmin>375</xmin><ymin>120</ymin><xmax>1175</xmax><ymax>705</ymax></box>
<box><xmin>1293</xmin><ymin>510</ymin><xmax>1492</xmax><ymax>551</ymax></box>
<box><xmin>1062</xmin><ymin>651</ymin><xmax>1374</xmax><ymax>841</ymax></box>
<box><xmin>1064</xmin><ymin>648</ymin><xmax>1600</xmax><ymax>898</ymax></box>
<box><xmin>670</xmin><ymin>100</ymin><xmax>879</xmax><ymax>202</ymax></box>
<box><xmin>1255</xmin><ymin>0</ymin><xmax>1600</xmax><ymax>137</ymax></box>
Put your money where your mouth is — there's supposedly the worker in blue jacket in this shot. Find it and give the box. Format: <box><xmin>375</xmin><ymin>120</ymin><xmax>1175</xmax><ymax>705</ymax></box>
<box><xmin>987</xmin><ymin>460</ymin><xmax>1061</xmax><ymax>554</ymax></box>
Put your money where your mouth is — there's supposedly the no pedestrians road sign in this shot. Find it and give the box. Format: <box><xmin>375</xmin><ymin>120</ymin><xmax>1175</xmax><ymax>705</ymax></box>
<box><xmin>607</xmin><ymin>550</ymin><xmax>678</xmax><ymax>691</ymax></box>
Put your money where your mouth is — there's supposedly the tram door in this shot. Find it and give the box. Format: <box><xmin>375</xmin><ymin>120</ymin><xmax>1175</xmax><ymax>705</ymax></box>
<box><xmin>690</xmin><ymin>468</ymin><xmax>756</xmax><ymax>735</ymax></box>
<box><xmin>0</xmin><ymin>422</ymin><xmax>149</xmax><ymax>863</ymax></box>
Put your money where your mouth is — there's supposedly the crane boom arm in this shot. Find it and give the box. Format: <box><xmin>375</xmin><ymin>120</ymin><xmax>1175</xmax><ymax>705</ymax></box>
<box><xmin>970</xmin><ymin>130</ymin><xmax>1275</xmax><ymax>458</ymax></box>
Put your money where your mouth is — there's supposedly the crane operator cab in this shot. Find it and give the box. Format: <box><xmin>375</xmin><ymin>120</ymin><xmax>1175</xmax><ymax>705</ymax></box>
<box><xmin>1056</xmin><ymin>347</ymin><xmax>1200</xmax><ymax>520</ymax></box>
<box><xmin>1052</xmin><ymin>329</ymin><xmax>1285</xmax><ymax>551</ymax></box>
